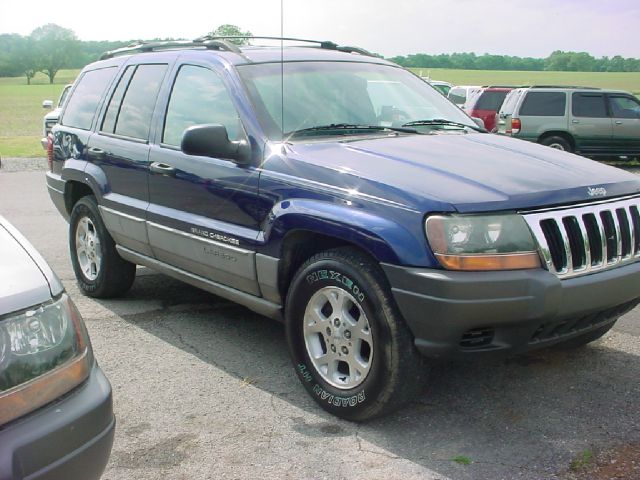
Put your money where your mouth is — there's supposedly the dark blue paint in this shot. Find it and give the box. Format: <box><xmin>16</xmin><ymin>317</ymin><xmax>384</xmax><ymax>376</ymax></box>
<box><xmin>50</xmin><ymin>47</ymin><xmax>640</xmax><ymax>273</ymax></box>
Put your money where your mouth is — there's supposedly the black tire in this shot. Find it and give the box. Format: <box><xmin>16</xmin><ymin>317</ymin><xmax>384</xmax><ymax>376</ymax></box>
<box><xmin>540</xmin><ymin>135</ymin><xmax>573</xmax><ymax>152</ymax></box>
<box><xmin>69</xmin><ymin>195</ymin><xmax>136</xmax><ymax>298</ymax></box>
<box><xmin>285</xmin><ymin>247</ymin><xmax>428</xmax><ymax>421</ymax></box>
<box><xmin>557</xmin><ymin>321</ymin><xmax>616</xmax><ymax>349</ymax></box>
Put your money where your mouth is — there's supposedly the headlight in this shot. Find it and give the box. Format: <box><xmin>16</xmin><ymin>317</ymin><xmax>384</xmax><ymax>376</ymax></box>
<box><xmin>425</xmin><ymin>214</ymin><xmax>541</xmax><ymax>271</ymax></box>
<box><xmin>0</xmin><ymin>294</ymin><xmax>92</xmax><ymax>425</ymax></box>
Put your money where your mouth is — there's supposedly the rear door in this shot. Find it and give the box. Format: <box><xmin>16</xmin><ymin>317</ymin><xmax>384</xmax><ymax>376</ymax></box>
<box><xmin>88</xmin><ymin>62</ymin><xmax>169</xmax><ymax>256</ymax></box>
<box><xmin>146</xmin><ymin>62</ymin><xmax>262</xmax><ymax>295</ymax></box>
<box><xmin>496</xmin><ymin>89</ymin><xmax>524</xmax><ymax>135</ymax></box>
<box><xmin>570</xmin><ymin>92</ymin><xmax>613</xmax><ymax>153</ymax></box>
<box><xmin>56</xmin><ymin>66</ymin><xmax>118</xmax><ymax>174</ymax></box>
<box><xmin>608</xmin><ymin>94</ymin><xmax>640</xmax><ymax>153</ymax></box>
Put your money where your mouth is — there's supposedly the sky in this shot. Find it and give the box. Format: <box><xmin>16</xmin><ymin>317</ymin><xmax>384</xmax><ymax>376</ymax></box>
<box><xmin>1</xmin><ymin>0</ymin><xmax>639</xmax><ymax>58</ymax></box>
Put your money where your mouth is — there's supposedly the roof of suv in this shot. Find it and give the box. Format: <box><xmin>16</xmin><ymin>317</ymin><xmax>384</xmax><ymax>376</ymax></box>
<box><xmin>97</xmin><ymin>39</ymin><xmax>394</xmax><ymax>67</ymax></box>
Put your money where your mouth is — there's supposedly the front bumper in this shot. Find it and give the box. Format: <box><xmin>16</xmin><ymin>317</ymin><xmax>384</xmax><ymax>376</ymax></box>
<box><xmin>0</xmin><ymin>363</ymin><xmax>115</xmax><ymax>480</ymax></box>
<box><xmin>383</xmin><ymin>262</ymin><xmax>640</xmax><ymax>359</ymax></box>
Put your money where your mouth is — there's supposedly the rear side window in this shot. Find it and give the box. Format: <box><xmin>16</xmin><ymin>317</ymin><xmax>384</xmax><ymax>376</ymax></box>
<box><xmin>162</xmin><ymin>65</ymin><xmax>242</xmax><ymax>147</ymax></box>
<box><xmin>519</xmin><ymin>92</ymin><xmax>566</xmax><ymax>116</ymax></box>
<box><xmin>102</xmin><ymin>64</ymin><xmax>167</xmax><ymax>140</ymax></box>
<box><xmin>62</xmin><ymin>67</ymin><xmax>117</xmax><ymax>130</ymax></box>
<box><xmin>449</xmin><ymin>87</ymin><xmax>466</xmax><ymax>105</ymax></box>
<box><xmin>474</xmin><ymin>91</ymin><xmax>509</xmax><ymax>111</ymax></box>
<box><xmin>572</xmin><ymin>93</ymin><xmax>607</xmax><ymax>118</ymax></box>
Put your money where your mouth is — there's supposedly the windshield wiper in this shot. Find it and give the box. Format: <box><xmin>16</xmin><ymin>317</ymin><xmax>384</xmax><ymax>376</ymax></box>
<box><xmin>285</xmin><ymin>123</ymin><xmax>419</xmax><ymax>137</ymax></box>
<box><xmin>402</xmin><ymin>119</ymin><xmax>486</xmax><ymax>132</ymax></box>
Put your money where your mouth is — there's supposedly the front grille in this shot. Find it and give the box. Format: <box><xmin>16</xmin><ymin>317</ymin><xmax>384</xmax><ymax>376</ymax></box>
<box><xmin>523</xmin><ymin>195</ymin><xmax>640</xmax><ymax>278</ymax></box>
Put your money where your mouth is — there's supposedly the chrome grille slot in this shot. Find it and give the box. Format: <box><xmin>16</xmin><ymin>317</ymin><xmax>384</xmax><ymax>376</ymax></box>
<box><xmin>523</xmin><ymin>195</ymin><xmax>640</xmax><ymax>279</ymax></box>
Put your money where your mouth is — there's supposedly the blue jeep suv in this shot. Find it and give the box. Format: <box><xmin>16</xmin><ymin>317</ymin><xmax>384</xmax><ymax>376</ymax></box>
<box><xmin>45</xmin><ymin>37</ymin><xmax>640</xmax><ymax>420</ymax></box>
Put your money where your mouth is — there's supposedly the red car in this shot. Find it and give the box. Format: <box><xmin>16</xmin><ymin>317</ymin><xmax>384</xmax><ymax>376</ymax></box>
<box><xmin>466</xmin><ymin>87</ymin><xmax>513</xmax><ymax>132</ymax></box>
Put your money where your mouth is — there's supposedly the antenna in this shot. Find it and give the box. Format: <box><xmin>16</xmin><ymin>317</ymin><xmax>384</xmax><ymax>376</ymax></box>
<box><xmin>280</xmin><ymin>0</ymin><xmax>285</xmax><ymax>142</ymax></box>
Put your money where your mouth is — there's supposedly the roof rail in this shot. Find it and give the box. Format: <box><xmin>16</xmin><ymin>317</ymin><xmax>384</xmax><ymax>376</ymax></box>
<box><xmin>530</xmin><ymin>85</ymin><xmax>601</xmax><ymax>90</ymax></box>
<box><xmin>99</xmin><ymin>38</ymin><xmax>242</xmax><ymax>60</ymax></box>
<box><xmin>195</xmin><ymin>36</ymin><xmax>376</xmax><ymax>56</ymax></box>
<box><xmin>99</xmin><ymin>36</ymin><xmax>376</xmax><ymax>60</ymax></box>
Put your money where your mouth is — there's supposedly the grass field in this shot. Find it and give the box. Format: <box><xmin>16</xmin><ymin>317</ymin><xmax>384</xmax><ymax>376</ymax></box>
<box><xmin>0</xmin><ymin>68</ymin><xmax>638</xmax><ymax>157</ymax></box>
<box><xmin>0</xmin><ymin>70</ymin><xmax>80</xmax><ymax>157</ymax></box>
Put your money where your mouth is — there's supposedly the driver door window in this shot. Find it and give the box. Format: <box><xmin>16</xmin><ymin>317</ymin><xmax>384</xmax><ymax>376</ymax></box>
<box><xmin>163</xmin><ymin>65</ymin><xmax>242</xmax><ymax>147</ymax></box>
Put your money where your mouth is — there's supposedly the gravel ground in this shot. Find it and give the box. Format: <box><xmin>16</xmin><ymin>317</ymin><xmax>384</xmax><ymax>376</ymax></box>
<box><xmin>1</xmin><ymin>164</ymin><xmax>639</xmax><ymax>480</ymax></box>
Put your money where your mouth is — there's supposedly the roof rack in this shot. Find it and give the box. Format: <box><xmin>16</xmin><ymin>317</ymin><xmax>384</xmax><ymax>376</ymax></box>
<box><xmin>99</xmin><ymin>38</ymin><xmax>242</xmax><ymax>60</ymax></box>
<box><xmin>195</xmin><ymin>36</ymin><xmax>376</xmax><ymax>56</ymax></box>
<box><xmin>99</xmin><ymin>36</ymin><xmax>375</xmax><ymax>60</ymax></box>
<box><xmin>530</xmin><ymin>85</ymin><xmax>601</xmax><ymax>90</ymax></box>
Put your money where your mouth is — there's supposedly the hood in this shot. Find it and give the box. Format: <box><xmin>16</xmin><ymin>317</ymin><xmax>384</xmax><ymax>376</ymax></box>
<box><xmin>281</xmin><ymin>133</ymin><xmax>640</xmax><ymax>213</ymax></box>
<box><xmin>0</xmin><ymin>218</ymin><xmax>63</xmax><ymax>315</ymax></box>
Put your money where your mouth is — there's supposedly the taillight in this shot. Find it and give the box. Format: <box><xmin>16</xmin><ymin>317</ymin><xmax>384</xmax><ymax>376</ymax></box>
<box><xmin>46</xmin><ymin>134</ymin><xmax>53</xmax><ymax>171</ymax></box>
<box><xmin>510</xmin><ymin>118</ymin><xmax>522</xmax><ymax>135</ymax></box>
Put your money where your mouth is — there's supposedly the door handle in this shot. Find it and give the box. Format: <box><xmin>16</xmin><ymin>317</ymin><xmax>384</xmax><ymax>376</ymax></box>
<box><xmin>571</xmin><ymin>119</ymin><xmax>580</xmax><ymax>124</ymax></box>
<box><xmin>150</xmin><ymin>161</ymin><xmax>176</xmax><ymax>176</ymax></box>
<box><xmin>615</xmin><ymin>120</ymin><xmax>623</xmax><ymax>125</ymax></box>
<box><xmin>88</xmin><ymin>147</ymin><xmax>105</xmax><ymax>159</ymax></box>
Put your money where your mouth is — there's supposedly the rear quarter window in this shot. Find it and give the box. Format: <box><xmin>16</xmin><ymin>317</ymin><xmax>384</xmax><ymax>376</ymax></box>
<box><xmin>62</xmin><ymin>67</ymin><xmax>117</xmax><ymax>130</ymax></box>
<box><xmin>519</xmin><ymin>91</ymin><xmax>566</xmax><ymax>116</ymax></box>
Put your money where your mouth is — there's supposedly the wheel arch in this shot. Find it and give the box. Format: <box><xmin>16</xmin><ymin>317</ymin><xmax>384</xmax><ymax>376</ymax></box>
<box><xmin>538</xmin><ymin>130</ymin><xmax>576</xmax><ymax>151</ymax></box>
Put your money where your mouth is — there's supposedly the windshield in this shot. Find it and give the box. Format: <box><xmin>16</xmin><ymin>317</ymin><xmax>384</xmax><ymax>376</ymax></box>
<box><xmin>238</xmin><ymin>61</ymin><xmax>476</xmax><ymax>140</ymax></box>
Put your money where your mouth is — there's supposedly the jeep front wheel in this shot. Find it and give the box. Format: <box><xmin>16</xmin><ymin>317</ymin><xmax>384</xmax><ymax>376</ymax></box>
<box><xmin>285</xmin><ymin>247</ymin><xmax>428</xmax><ymax>421</ymax></box>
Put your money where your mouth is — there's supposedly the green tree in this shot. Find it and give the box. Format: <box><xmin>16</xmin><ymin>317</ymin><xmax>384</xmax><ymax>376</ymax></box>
<box><xmin>209</xmin><ymin>24</ymin><xmax>253</xmax><ymax>45</ymax></box>
<box><xmin>30</xmin><ymin>24</ymin><xmax>80</xmax><ymax>84</ymax></box>
<box><xmin>17</xmin><ymin>37</ymin><xmax>40</xmax><ymax>84</ymax></box>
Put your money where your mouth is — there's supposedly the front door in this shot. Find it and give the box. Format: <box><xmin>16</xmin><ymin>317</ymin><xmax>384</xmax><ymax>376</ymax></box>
<box><xmin>570</xmin><ymin>92</ymin><xmax>613</xmax><ymax>154</ymax></box>
<box><xmin>608</xmin><ymin>94</ymin><xmax>640</xmax><ymax>154</ymax></box>
<box><xmin>147</xmin><ymin>63</ymin><xmax>262</xmax><ymax>295</ymax></box>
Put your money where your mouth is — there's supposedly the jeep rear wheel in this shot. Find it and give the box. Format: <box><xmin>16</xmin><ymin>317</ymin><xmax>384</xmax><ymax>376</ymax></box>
<box><xmin>69</xmin><ymin>195</ymin><xmax>136</xmax><ymax>298</ymax></box>
<box><xmin>285</xmin><ymin>247</ymin><xmax>428</xmax><ymax>421</ymax></box>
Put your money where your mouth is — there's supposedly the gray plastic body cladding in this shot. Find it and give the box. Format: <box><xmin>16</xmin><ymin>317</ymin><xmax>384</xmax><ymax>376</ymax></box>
<box><xmin>116</xmin><ymin>246</ymin><xmax>282</xmax><ymax>320</ymax></box>
<box><xmin>146</xmin><ymin>222</ymin><xmax>259</xmax><ymax>295</ymax></box>
<box><xmin>99</xmin><ymin>206</ymin><xmax>154</xmax><ymax>257</ymax></box>
<box><xmin>382</xmin><ymin>262</ymin><xmax>640</xmax><ymax>358</ymax></box>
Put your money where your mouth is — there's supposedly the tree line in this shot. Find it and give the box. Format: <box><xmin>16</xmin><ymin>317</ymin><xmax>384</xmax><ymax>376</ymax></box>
<box><xmin>0</xmin><ymin>24</ymin><xmax>251</xmax><ymax>84</ymax></box>
<box><xmin>389</xmin><ymin>51</ymin><xmax>640</xmax><ymax>72</ymax></box>
<box><xmin>1</xmin><ymin>23</ymin><xmax>639</xmax><ymax>85</ymax></box>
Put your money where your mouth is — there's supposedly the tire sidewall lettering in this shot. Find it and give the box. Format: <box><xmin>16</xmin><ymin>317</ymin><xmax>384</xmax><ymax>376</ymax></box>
<box><xmin>305</xmin><ymin>269</ymin><xmax>365</xmax><ymax>303</ymax></box>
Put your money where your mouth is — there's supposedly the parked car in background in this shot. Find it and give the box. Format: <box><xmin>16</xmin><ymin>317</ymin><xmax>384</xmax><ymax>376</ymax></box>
<box><xmin>41</xmin><ymin>84</ymin><xmax>72</xmax><ymax>149</ymax></box>
<box><xmin>465</xmin><ymin>86</ymin><xmax>513</xmax><ymax>132</ymax></box>
<box><xmin>496</xmin><ymin>86</ymin><xmax>640</xmax><ymax>156</ymax></box>
<box><xmin>0</xmin><ymin>215</ymin><xmax>114</xmax><ymax>479</ymax></box>
<box><xmin>447</xmin><ymin>85</ymin><xmax>481</xmax><ymax>109</ymax></box>
<box><xmin>423</xmin><ymin>79</ymin><xmax>452</xmax><ymax>96</ymax></box>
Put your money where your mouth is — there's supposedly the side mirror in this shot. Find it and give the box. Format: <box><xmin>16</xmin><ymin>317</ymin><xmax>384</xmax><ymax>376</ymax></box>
<box><xmin>181</xmin><ymin>124</ymin><xmax>250</xmax><ymax>164</ymax></box>
<box><xmin>471</xmin><ymin>117</ymin><xmax>485</xmax><ymax>130</ymax></box>
<box><xmin>42</xmin><ymin>100</ymin><xmax>54</xmax><ymax>110</ymax></box>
